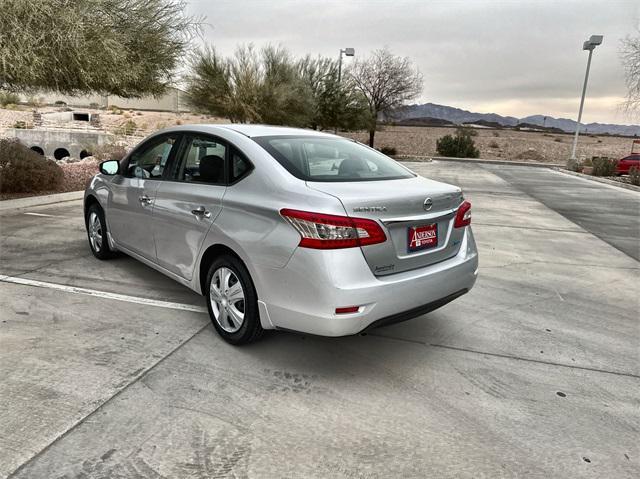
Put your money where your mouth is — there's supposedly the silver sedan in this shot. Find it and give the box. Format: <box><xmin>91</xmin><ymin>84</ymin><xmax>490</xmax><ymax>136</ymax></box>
<box><xmin>84</xmin><ymin>125</ymin><xmax>478</xmax><ymax>344</ymax></box>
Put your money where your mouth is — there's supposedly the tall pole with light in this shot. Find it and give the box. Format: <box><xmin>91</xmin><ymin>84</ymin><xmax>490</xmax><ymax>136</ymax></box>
<box><xmin>335</xmin><ymin>48</ymin><xmax>355</xmax><ymax>133</ymax></box>
<box><xmin>570</xmin><ymin>34</ymin><xmax>603</xmax><ymax>160</ymax></box>
<box><xmin>338</xmin><ymin>47</ymin><xmax>355</xmax><ymax>84</ymax></box>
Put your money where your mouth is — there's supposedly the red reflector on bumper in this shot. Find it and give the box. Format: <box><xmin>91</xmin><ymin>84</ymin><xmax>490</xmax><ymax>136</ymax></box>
<box><xmin>335</xmin><ymin>306</ymin><xmax>360</xmax><ymax>314</ymax></box>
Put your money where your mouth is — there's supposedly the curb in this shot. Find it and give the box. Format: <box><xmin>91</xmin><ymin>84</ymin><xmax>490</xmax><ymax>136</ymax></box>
<box><xmin>395</xmin><ymin>155</ymin><xmax>562</xmax><ymax>168</ymax></box>
<box><xmin>553</xmin><ymin>168</ymin><xmax>640</xmax><ymax>193</ymax></box>
<box><xmin>0</xmin><ymin>190</ymin><xmax>84</xmax><ymax>212</ymax></box>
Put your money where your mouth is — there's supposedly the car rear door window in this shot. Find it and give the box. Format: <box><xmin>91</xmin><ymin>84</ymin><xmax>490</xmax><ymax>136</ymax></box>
<box><xmin>174</xmin><ymin>135</ymin><xmax>227</xmax><ymax>185</ymax></box>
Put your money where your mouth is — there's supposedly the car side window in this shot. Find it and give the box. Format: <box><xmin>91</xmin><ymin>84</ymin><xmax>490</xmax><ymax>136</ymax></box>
<box><xmin>230</xmin><ymin>148</ymin><xmax>252</xmax><ymax>183</ymax></box>
<box><xmin>126</xmin><ymin>135</ymin><xmax>179</xmax><ymax>179</ymax></box>
<box><xmin>174</xmin><ymin>135</ymin><xmax>227</xmax><ymax>185</ymax></box>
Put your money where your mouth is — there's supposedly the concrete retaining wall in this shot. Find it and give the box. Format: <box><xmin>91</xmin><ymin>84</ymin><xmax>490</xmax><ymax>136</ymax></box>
<box><xmin>3</xmin><ymin>128</ymin><xmax>114</xmax><ymax>159</ymax></box>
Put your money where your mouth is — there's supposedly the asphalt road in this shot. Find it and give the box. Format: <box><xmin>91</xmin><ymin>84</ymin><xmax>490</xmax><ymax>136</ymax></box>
<box><xmin>0</xmin><ymin>162</ymin><xmax>638</xmax><ymax>478</ymax></box>
<box><xmin>487</xmin><ymin>166</ymin><xmax>640</xmax><ymax>261</ymax></box>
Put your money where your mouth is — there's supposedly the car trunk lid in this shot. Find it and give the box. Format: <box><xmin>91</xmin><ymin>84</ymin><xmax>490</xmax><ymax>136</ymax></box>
<box><xmin>307</xmin><ymin>176</ymin><xmax>466</xmax><ymax>276</ymax></box>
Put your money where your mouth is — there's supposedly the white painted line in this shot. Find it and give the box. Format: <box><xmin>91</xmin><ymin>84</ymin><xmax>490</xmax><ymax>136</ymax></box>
<box><xmin>0</xmin><ymin>275</ymin><xmax>208</xmax><ymax>313</ymax></box>
<box><xmin>24</xmin><ymin>212</ymin><xmax>58</xmax><ymax>217</ymax></box>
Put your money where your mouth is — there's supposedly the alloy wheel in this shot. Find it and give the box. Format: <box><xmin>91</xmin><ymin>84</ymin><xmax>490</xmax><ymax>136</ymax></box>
<box><xmin>88</xmin><ymin>211</ymin><xmax>103</xmax><ymax>252</ymax></box>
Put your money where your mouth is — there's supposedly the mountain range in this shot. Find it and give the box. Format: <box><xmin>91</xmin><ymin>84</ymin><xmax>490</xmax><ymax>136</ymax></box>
<box><xmin>394</xmin><ymin>103</ymin><xmax>640</xmax><ymax>137</ymax></box>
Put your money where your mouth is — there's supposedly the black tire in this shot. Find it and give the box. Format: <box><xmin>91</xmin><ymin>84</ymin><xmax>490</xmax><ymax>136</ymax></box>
<box><xmin>205</xmin><ymin>254</ymin><xmax>264</xmax><ymax>345</ymax></box>
<box><xmin>86</xmin><ymin>203</ymin><xmax>115</xmax><ymax>260</ymax></box>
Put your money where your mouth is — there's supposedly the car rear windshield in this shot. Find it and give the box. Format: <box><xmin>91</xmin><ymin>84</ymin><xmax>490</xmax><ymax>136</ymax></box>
<box><xmin>253</xmin><ymin>135</ymin><xmax>415</xmax><ymax>182</ymax></box>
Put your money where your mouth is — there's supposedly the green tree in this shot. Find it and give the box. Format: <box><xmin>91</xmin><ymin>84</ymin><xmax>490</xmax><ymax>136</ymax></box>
<box><xmin>349</xmin><ymin>48</ymin><xmax>423</xmax><ymax>147</ymax></box>
<box><xmin>0</xmin><ymin>0</ymin><xmax>200</xmax><ymax>97</ymax></box>
<box><xmin>258</xmin><ymin>46</ymin><xmax>313</xmax><ymax>127</ymax></box>
<box><xmin>187</xmin><ymin>45</ymin><xmax>368</xmax><ymax>130</ymax></box>
<box><xmin>296</xmin><ymin>56</ymin><xmax>368</xmax><ymax>131</ymax></box>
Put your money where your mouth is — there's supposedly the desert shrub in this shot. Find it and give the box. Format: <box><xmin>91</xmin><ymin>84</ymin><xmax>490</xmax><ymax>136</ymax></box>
<box><xmin>629</xmin><ymin>166</ymin><xmax>640</xmax><ymax>186</ymax></box>
<box><xmin>554</xmin><ymin>137</ymin><xmax>563</xmax><ymax>142</ymax></box>
<box><xmin>0</xmin><ymin>138</ymin><xmax>64</xmax><ymax>193</ymax></box>
<box><xmin>26</xmin><ymin>96</ymin><xmax>44</xmax><ymax>107</ymax></box>
<box><xmin>591</xmin><ymin>157</ymin><xmax>617</xmax><ymax>176</ymax></box>
<box><xmin>436</xmin><ymin>130</ymin><xmax>479</xmax><ymax>158</ymax></box>
<box><xmin>516</xmin><ymin>149</ymin><xmax>545</xmax><ymax>162</ymax></box>
<box><xmin>488</xmin><ymin>140</ymin><xmax>499</xmax><ymax>149</ymax></box>
<box><xmin>456</xmin><ymin>126</ymin><xmax>478</xmax><ymax>137</ymax></box>
<box><xmin>59</xmin><ymin>158</ymin><xmax>100</xmax><ymax>191</ymax></box>
<box><xmin>89</xmin><ymin>102</ymin><xmax>100</xmax><ymax>109</ymax></box>
<box><xmin>175</xmin><ymin>119</ymin><xmax>182</xmax><ymax>125</ymax></box>
<box><xmin>54</xmin><ymin>100</ymin><xmax>67</xmax><ymax>106</ymax></box>
<box><xmin>114</xmin><ymin>119</ymin><xmax>138</xmax><ymax>136</ymax></box>
<box><xmin>90</xmin><ymin>143</ymin><xmax>128</xmax><ymax>162</ymax></box>
<box><xmin>566</xmin><ymin>158</ymin><xmax>581</xmax><ymax>172</ymax></box>
<box><xmin>0</xmin><ymin>91</ymin><xmax>20</xmax><ymax>106</ymax></box>
<box><xmin>492</xmin><ymin>131</ymin><xmax>500</xmax><ymax>137</ymax></box>
<box><xmin>13</xmin><ymin>120</ymin><xmax>30</xmax><ymax>129</ymax></box>
<box><xmin>379</xmin><ymin>146</ymin><xmax>397</xmax><ymax>156</ymax></box>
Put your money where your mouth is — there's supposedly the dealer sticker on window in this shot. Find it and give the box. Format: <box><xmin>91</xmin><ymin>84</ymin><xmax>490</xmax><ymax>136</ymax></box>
<box><xmin>408</xmin><ymin>224</ymin><xmax>438</xmax><ymax>252</ymax></box>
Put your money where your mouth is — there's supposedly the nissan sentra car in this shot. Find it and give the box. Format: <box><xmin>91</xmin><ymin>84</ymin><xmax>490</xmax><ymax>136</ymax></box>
<box><xmin>84</xmin><ymin>125</ymin><xmax>478</xmax><ymax>344</ymax></box>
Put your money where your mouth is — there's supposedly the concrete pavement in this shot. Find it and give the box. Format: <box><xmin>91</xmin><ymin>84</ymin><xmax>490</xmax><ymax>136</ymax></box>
<box><xmin>1</xmin><ymin>162</ymin><xmax>638</xmax><ymax>478</ymax></box>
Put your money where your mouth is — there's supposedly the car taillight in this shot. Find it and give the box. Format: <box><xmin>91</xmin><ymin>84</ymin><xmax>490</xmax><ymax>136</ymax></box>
<box><xmin>454</xmin><ymin>201</ymin><xmax>471</xmax><ymax>228</ymax></box>
<box><xmin>280</xmin><ymin>209</ymin><xmax>386</xmax><ymax>249</ymax></box>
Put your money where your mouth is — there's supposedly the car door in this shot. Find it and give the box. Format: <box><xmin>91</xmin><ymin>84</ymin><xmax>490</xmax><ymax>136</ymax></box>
<box><xmin>107</xmin><ymin>133</ymin><xmax>180</xmax><ymax>260</ymax></box>
<box><xmin>627</xmin><ymin>155</ymin><xmax>640</xmax><ymax>173</ymax></box>
<box><xmin>152</xmin><ymin>133</ymin><xmax>229</xmax><ymax>280</ymax></box>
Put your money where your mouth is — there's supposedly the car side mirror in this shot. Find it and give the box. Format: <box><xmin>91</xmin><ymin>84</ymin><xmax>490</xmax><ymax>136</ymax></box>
<box><xmin>99</xmin><ymin>160</ymin><xmax>120</xmax><ymax>175</ymax></box>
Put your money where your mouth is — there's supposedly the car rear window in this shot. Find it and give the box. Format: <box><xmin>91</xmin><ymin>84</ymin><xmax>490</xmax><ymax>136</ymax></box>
<box><xmin>253</xmin><ymin>135</ymin><xmax>415</xmax><ymax>182</ymax></box>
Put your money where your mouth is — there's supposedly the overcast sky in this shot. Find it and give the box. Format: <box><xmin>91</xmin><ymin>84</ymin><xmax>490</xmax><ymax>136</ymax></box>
<box><xmin>186</xmin><ymin>0</ymin><xmax>639</xmax><ymax>125</ymax></box>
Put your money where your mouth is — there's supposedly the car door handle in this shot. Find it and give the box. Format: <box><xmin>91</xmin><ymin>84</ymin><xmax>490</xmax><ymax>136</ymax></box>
<box><xmin>191</xmin><ymin>206</ymin><xmax>211</xmax><ymax>218</ymax></box>
<box><xmin>138</xmin><ymin>195</ymin><xmax>153</xmax><ymax>205</ymax></box>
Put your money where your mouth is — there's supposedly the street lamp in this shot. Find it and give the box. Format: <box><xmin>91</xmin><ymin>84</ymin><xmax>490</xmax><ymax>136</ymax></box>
<box><xmin>570</xmin><ymin>34</ymin><xmax>603</xmax><ymax>160</ymax></box>
<box><xmin>335</xmin><ymin>48</ymin><xmax>355</xmax><ymax>133</ymax></box>
<box><xmin>338</xmin><ymin>47</ymin><xmax>355</xmax><ymax>84</ymax></box>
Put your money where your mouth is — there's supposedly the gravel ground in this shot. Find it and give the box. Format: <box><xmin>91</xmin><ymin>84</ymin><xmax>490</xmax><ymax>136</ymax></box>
<box><xmin>0</xmin><ymin>106</ymin><xmax>634</xmax><ymax>166</ymax></box>
<box><xmin>340</xmin><ymin>125</ymin><xmax>633</xmax><ymax>164</ymax></box>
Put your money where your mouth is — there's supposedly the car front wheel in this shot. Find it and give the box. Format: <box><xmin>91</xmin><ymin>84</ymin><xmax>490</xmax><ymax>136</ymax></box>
<box><xmin>86</xmin><ymin>203</ymin><xmax>115</xmax><ymax>260</ymax></box>
<box><xmin>205</xmin><ymin>255</ymin><xmax>263</xmax><ymax>345</ymax></box>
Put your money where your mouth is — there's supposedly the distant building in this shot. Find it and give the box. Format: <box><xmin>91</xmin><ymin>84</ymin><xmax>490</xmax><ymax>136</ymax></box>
<box><xmin>19</xmin><ymin>87</ymin><xmax>190</xmax><ymax>113</ymax></box>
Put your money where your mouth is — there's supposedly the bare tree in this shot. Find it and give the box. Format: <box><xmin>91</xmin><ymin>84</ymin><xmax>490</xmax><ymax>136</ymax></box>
<box><xmin>0</xmin><ymin>0</ymin><xmax>200</xmax><ymax>97</ymax></box>
<box><xmin>349</xmin><ymin>48</ymin><xmax>423</xmax><ymax>146</ymax></box>
<box><xmin>621</xmin><ymin>30</ymin><xmax>640</xmax><ymax>116</ymax></box>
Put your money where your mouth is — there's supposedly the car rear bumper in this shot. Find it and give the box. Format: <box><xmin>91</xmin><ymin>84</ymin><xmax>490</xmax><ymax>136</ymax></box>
<box><xmin>253</xmin><ymin>227</ymin><xmax>479</xmax><ymax>337</ymax></box>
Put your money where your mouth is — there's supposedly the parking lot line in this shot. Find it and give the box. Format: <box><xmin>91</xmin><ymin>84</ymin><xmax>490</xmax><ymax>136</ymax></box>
<box><xmin>0</xmin><ymin>275</ymin><xmax>207</xmax><ymax>313</ymax></box>
<box><xmin>23</xmin><ymin>212</ymin><xmax>59</xmax><ymax>218</ymax></box>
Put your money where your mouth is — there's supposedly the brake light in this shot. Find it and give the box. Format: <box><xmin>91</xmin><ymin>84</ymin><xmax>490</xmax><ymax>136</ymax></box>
<box><xmin>280</xmin><ymin>209</ymin><xmax>386</xmax><ymax>249</ymax></box>
<box><xmin>454</xmin><ymin>201</ymin><xmax>471</xmax><ymax>228</ymax></box>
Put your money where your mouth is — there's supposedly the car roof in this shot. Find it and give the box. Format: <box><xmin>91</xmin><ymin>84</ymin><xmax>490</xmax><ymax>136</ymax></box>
<box><xmin>206</xmin><ymin>124</ymin><xmax>339</xmax><ymax>138</ymax></box>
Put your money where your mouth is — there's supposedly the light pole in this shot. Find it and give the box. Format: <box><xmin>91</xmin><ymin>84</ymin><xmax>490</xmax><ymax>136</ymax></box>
<box><xmin>570</xmin><ymin>35</ymin><xmax>603</xmax><ymax>160</ymax></box>
<box><xmin>335</xmin><ymin>48</ymin><xmax>355</xmax><ymax>133</ymax></box>
<box><xmin>338</xmin><ymin>47</ymin><xmax>355</xmax><ymax>84</ymax></box>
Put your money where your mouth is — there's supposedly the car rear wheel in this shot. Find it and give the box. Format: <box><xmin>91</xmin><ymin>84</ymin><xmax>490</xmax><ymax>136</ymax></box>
<box><xmin>205</xmin><ymin>255</ymin><xmax>263</xmax><ymax>345</ymax></box>
<box><xmin>86</xmin><ymin>203</ymin><xmax>115</xmax><ymax>260</ymax></box>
